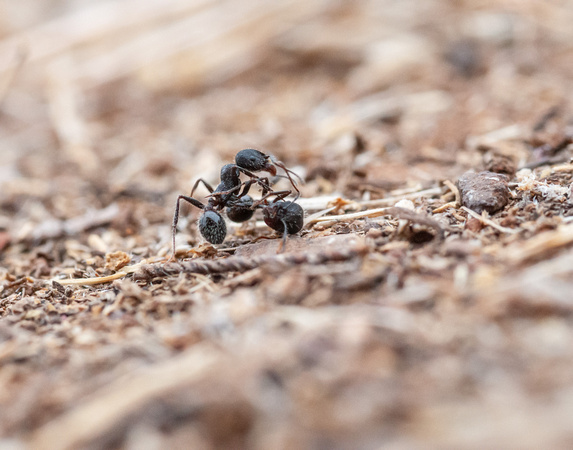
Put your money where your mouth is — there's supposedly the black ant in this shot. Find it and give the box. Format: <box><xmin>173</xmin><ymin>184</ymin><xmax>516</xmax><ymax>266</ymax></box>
<box><xmin>255</xmin><ymin>199</ymin><xmax>305</xmax><ymax>252</ymax></box>
<box><xmin>171</xmin><ymin>164</ymin><xmax>257</xmax><ymax>258</ymax></box>
<box><xmin>201</xmin><ymin>148</ymin><xmax>300</xmax><ymax>208</ymax></box>
<box><xmin>171</xmin><ymin>150</ymin><xmax>303</xmax><ymax>258</ymax></box>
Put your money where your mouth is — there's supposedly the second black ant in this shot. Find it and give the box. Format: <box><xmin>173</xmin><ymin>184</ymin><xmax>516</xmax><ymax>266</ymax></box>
<box><xmin>259</xmin><ymin>199</ymin><xmax>305</xmax><ymax>252</ymax></box>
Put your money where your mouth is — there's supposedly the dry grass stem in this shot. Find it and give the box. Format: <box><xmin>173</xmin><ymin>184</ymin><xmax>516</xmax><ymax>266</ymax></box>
<box><xmin>443</xmin><ymin>179</ymin><xmax>461</xmax><ymax>206</ymax></box>
<box><xmin>461</xmin><ymin>206</ymin><xmax>520</xmax><ymax>234</ymax></box>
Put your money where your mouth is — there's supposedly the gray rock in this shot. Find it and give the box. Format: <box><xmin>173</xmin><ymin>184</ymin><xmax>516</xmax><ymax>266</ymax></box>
<box><xmin>457</xmin><ymin>171</ymin><xmax>509</xmax><ymax>214</ymax></box>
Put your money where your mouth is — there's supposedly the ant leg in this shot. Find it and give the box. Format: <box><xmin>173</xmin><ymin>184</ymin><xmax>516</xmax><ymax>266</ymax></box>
<box><xmin>262</xmin><ymin>173</ymin><xmax>299</xmax><ymax>201</ymax></box>
<box><xmin>255</xmin><ymin>177</ymin><xmax>274</xmax><ymax>196</ymax></box>
<box><xmin>249</xmin><ymin>232</ymin><xmax>285</xmax><ymax>253</ymax></box>
<box><xmin>235</xmin><ymin>178</ymin><xmax>257</xmax><ymax>198</ymax></box>
<box><xmin>251</xmin><ymin>190</ymin><xmax>292</xmax><ymax>209</ymax></box>
<box><xmin>279</xmin><ymin>167</ymin><xmax>300</xmax><ymax>197</ymax></box>
<box><xmin>211</xmin><ymin>177</ymin><xmax>275</xmax><ymax>205</ymax></box>
<box><xmin>171</xmin><ymin>195</ymin><xmax>205</xmax><ymax>260</ymax></box>
<box><xmin>270</xmin><ymin>156</ymin><xmax>303</xmax><ymax>196</ymax></box>
<box><xmin>273</xmin><ymin>190</ymin><xmax>293</xmax><ymax>202</ymax></box>
<box><xmin>205</xmin><ymin>184</ymin><xmax>241</xmax><ymax>201</ymax></box>
<box><xmin>190</xmin><ymin>179</ymin><xmax>214</xmax><ymax>197</ymax></box>
<box><xmin>223</xmin><ymin>181</ymin><xmax>255</xmax><ymax>197</ymax></box>
<box><xmin>276</xmin><ymin>220</ymin><xmax>289</xmax><ymax>253</ymax></box>
<box><xmin>236</xmin><ymin>167</ymin><xmax>274</xmax><ymax>191</ymax></box>
<box><xmin>236</xmin><ymin>175</ymin><xmax>271</xmax><ymax>198</ymax></box>
<box><xmin>270</xmin><ymin>156</ymin><xmax>304</xmax><ymax>183</ymax></box>
<box><xmin>213</xmin><ymin>179</ymin><xmax>256</xmax><ymax>206</ymax></box>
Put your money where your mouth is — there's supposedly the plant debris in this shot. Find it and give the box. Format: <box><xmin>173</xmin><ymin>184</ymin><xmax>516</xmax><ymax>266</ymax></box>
<box><xmin>2</xmin><ymin>1</ymin><xmax>573</xmax><ymax>449</ymax></box>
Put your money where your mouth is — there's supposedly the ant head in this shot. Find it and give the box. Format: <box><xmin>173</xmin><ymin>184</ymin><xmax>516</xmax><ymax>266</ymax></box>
<box><xmin>263</xmin><ymin>201</ymin><xmax>304</xmax><ymax>234</ymax></box>
<box><xmin>198</xmin><ymin>210</ymin><xmax>227</xmax><ymax>244</ymax></box>
<box><xmin>235</xmin><ymin>149</ymin><xmax>276</xmax><ymax>175</ymax></box>
<box><xmin>220</xmin><ymin>164</ymin><xmax>241</xmax><ymax>186</ymax></box>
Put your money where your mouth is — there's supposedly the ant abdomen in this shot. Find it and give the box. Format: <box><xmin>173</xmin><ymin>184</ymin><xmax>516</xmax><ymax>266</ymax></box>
<box><xmin>226</xmin><ymin>195</ymin><xmax>254</xmax><ymax>223</ymax></box>
<box><xmin>263</xmin><ymin>201</ymin><xmax>304</xmax><ymax>235</ymax></box>
<box><xmin>198</xmin><ymin>210</ymin><xmax>227</xmax><ymax>244</ymax></box>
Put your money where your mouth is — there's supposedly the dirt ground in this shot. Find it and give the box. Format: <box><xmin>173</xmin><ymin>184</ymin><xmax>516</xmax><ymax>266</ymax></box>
<box><xmin>2</xmin><ymin>1</ymin><xmax>573</xmax><ymax>449</ymax></box>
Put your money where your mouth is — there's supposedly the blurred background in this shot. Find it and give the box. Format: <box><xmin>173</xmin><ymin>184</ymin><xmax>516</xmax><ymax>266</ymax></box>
<box><xmin>1</xmin><ymin>0</ymin><xmax>572</xmax><ymax>254</ymax></box>
<box><xmin>2</xmin><ymin>1</ymin><xmax>573</xmax><ymax>448</ymax></box>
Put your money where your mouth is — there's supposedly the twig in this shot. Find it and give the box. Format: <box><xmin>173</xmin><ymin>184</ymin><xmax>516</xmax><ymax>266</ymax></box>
<box><xmin>504</xmin><ymin>223</ymin><xmax>573</xmax><ymax>265</ymax></box>
<box><xmin>432</xmin><ymin>180</ymin><xmax>460</xmax><ymax>213</ymax></box>
<box><xmin>55</xmin><ymin>262</ymin><xmax>145</xmax><ymax>286</ymax></box>
<box><xmin>432</xmin><ymin>201</ymin><xmax>457</xmax><ymax>214</ymax></box>
<box><xmin>461</xmin><ymin>206</ymin><xmax>519</xmax><ymax>234</ymax></box>
<box><xmin>187</xmin><ymin>272</ymin><xmax>217</xmax><ymax>292</ymax></box>
<box><xmin>18</xmin><ymin>203</ymin><xmax>120</xmax><ymax>243</ymax></box>
<box><xmin>384</xmin><ymin>207</ymin><xmax>445</xmax><ymax>241</ymax></box>
<box><xmin>31</xmin><ymin>342</ymin><xmax>221</xmax><ymax>450</ymax></box>
<box><xmin>522</xmin><ymin>155</ymin><xmax>570</xmax><ymax>170</ymax></box>
<box><xmin>56</xmin><ymin>271</ymin><xmax>129</xmax><ymax>286</ymax></box>
<box><xmin>443</xmin><ymin>179</ymin><xmax>461</xmax><ymax>206</ymax></box>
<box><xmin>303</xmin><ymin>206</ymin><xmax>337</xmax><ymax>226</ymax></box>
<box><xmin>294</xmin><ymin>187</ymin><xmax>442</xmax><ymax>213</ymax></box>
<box><xmin>356</xmin><ymin>187</ymin><xmax>443</xmax><ymax>208</ymax></box>
<box><xmin>466</xmin><ymin>124</ymin><xmax>525</xmax><ymax>148</ymax></box>
<box><xmin>532</xmin><ymin>105</ymin><xmax>561</xmax><ymax>132</ymax></box>
<box><xmin>307</xmin><ymin>207</ymin><xmax>391</xmax><ymax>224</ymax></box>
<box><xmin>306</xmin><ymin>206</ymin><xmax>444</xmax><ymax>240</ymax></box>
<box><xmin>133</xmin><ymin>246</ymin><xmax>368</xmax><ymax>281</ymax></box>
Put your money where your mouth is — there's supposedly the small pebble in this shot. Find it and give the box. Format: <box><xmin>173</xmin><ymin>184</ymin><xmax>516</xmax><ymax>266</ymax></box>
<box><xmin>457</xmin><ymin>171</ymin><xmax>509</xmax><ymax>214</ymax></box>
